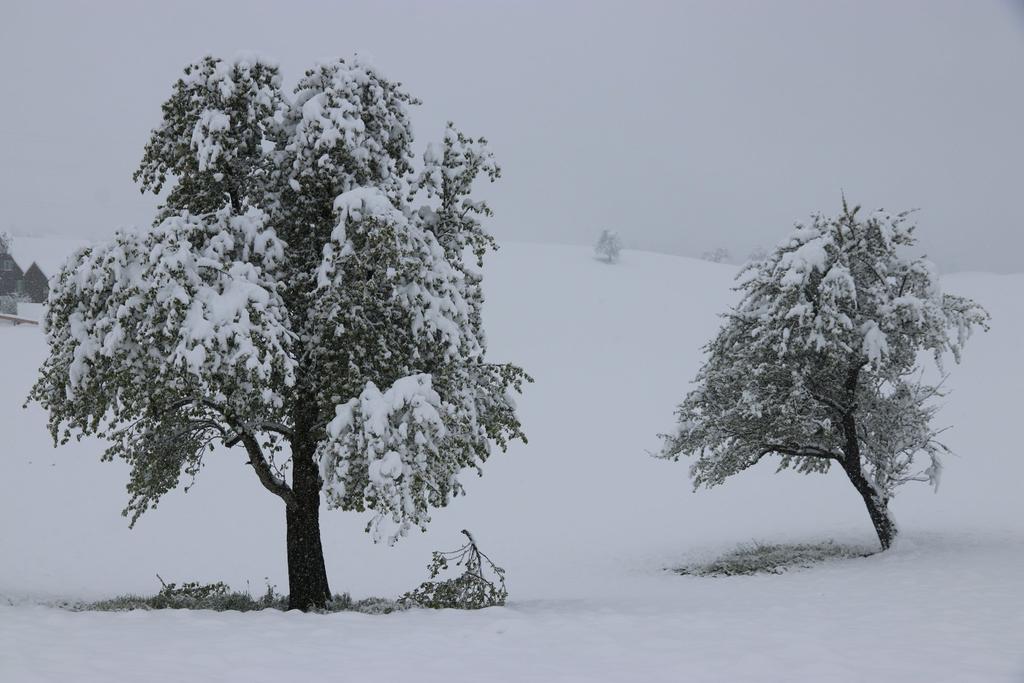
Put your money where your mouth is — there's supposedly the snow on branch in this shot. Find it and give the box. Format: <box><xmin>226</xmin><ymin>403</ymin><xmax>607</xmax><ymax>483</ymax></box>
<box><xmin>319</xmin><ymin>374</ymin><xmax>449</xmax><ymax>544</ymax></box>
<box><xmin>31</xmin><ymin>205</ymin><xmax>295</xmax><ymax>514</ymax></box>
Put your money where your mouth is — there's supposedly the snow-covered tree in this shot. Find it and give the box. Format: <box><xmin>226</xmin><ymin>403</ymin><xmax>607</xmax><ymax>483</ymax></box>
<box><xmin>658</xmin><ymin>201</ymin><xmax>988</xmax><ymax>549</ymax></box>
<box><xmin>595</xmin><ymin>229</ymin><xmax>622</xmax><ymax>263</ymax></box>
<box><xmin>29</xmin><ymin>55</ymin><xmax>529</xmax><ymax>610</ymax></box>
<box><xmin>0</xmin><ymin>232</ymin><xmax>10</xmax><ymax>254</ymax></box>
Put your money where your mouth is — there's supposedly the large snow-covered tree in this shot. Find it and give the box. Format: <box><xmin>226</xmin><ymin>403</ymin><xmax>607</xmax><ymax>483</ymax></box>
<box><xmin>30</xmin><ymin>55</ymin><xmax>529</xmax><ymax>610</ymax></box>
<box><xmin>657</xmin><ymin>201</ymin><xmax>988</xmax><ymax>549</ymax></box>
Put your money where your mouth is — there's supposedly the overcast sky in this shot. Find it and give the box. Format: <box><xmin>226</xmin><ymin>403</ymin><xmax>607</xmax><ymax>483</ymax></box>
<box><xmin>2</xmin><ymin>0</ymin><xmax>1022</xmax><ymax>272</ymax></box>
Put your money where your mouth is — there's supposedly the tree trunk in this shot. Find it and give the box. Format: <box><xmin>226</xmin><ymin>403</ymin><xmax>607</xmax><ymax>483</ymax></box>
<box><xmin>285</xmin><ymin>431</ymin><xmax>331</xmax><ymax>611</ymax></box>
<box><xmin>285</xmin><ymin>496</ymin><xmax>331</xmax><ymax>610</ymax></box>
<box><xmin>841</xmin><ymin>460</ymin><xmax>897</xmax><ymax>550</ymax></box>
<box><xmin>838</xmin><ymin>362</ymin><xmax>896</xmax><ymax>551</ymax></box>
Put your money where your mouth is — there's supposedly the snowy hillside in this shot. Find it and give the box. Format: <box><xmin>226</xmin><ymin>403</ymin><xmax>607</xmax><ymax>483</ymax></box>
<box><xmin>2</xmin><ymin>242</ymin><xmax>1022</xmax><ymax>681</ymax></box>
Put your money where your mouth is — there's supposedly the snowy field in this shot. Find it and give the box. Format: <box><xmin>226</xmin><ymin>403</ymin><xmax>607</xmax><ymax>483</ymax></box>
<box><xmin>2</xmin><ymin>243</ymin><xmax>1022</xmax><ymax>681</ymax></box>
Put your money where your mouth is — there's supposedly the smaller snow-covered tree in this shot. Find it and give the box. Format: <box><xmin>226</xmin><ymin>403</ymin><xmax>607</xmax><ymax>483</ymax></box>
<box><xmin>658</xmin><ymin>201</ymin><xmax>988</xmax><ymax>549</ymax></box>
<box><xmin>0</xmin><ymin>232</ymin><xmax>10</xmax><ymax>254</ymax></box>
<box><xmin>594</xmin><ymin>229</ymin><xmax>622</xmax><ymax>263</ymax></box>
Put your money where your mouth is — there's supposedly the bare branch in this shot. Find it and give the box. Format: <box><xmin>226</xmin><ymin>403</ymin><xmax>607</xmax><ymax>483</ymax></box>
<box><xmin>238</xmin><ymin>432</ymin><xmax>296</xmax><ymax>508</ymax></box>
<box><xmin>807</xmin><ymin>390</ymin><xmax>852</xmax><ymax>415</ymax></box>
<box><xmin>758</xmin><ymin>444</ymin><xmax>840</xmax><ymax>462</ymax></box>
<box><xmin>162</xmin><ymin>397</ymin><xmax>296</xmax><ymax>506</ymax></box>
<box><xmin>224</xmin><ymin>420</ymin><xmax>292</xmax><ymax>447</ymax></box>
<box><xmin>259</xmin><ymin>421</ymin><xmax>293</xmax><ymax>439</ymax></box>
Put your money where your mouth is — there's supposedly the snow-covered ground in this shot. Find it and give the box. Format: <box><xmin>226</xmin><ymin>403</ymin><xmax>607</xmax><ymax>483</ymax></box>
<box><xmin>2</xmin><ymin>243</ymin><xmax>1022</xmax><ymax>681</ymax></box>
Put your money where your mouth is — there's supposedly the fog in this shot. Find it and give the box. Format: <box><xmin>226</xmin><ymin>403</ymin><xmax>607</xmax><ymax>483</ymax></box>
<box><xmin>2</xmin><ymin>0</ymin><xmax>1021</xmax><ymax>272</ymax></box>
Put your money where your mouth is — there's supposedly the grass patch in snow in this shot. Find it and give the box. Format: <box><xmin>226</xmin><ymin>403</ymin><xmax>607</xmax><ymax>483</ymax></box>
<box><xmin>60</xmin><ymin>578</ymin><xmax>404</xmax><ymax>614</ymax></box>
<box><xmin>676</xmin><ymin>540</ymin><xmax>877</xmax><ymax>577</ymax></box>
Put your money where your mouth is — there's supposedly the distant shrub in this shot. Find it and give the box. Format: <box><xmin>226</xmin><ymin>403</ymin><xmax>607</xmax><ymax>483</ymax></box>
<box><xmin>676</xmin><ymin>540</ymin><xmax>875</xmax><ymax>577</ymax></box>
<box><xmin>594</xmin><ymin>229</ymin><xmax>622</xmax><ymax>263</ymax></box>
<box><xmin>699</xmin><ymin>247</ymin><xmax>731</xmax><ymax>263</ymax></box>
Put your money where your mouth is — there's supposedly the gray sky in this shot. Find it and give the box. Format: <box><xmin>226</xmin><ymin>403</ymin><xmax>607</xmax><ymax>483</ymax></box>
<box><xmin>2</xmin><ymin>0</ymin><xmax>1022</xmax><ymax>272</ymax></box>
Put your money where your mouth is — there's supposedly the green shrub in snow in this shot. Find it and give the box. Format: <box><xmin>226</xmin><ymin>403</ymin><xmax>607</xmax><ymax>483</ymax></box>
<box><xmin>676</xmin><ymin>540</ymin><xmax>876</xmax><ymax>577</ymax></box>
<box><xmin>64</xmin><ymin>576</ymin><xmax>403</xmax><ymax>614</ymax></box>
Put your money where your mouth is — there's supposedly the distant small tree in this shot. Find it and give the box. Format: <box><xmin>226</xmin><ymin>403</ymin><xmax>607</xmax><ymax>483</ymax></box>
<box><xmin>29</xmin><ymin>55</ymin><xmax>529</xmax><ymax>610</ymax></box>
<box><xmin>0</xmin><ymin>293</ymin><xmax>29</xmax><ymax>315</ymax></box>
<box><xmin>594</xmin><ymin>229</ymin><xmax>622</xmax><ymax>263</ymax></box>
<box><xmin>700</xmin><ymin>247</ymin><xmax>731</xmax><ymax>263</ymax></box>
<box><xmin>658</xmin><ymin>201</ymin><xmax>988</xmax><ymax>550</ymax></box>
<box><xmin>1</xmin><ymin>232</ymin><xmax>22</xmax><ymax>313</ymax></box>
